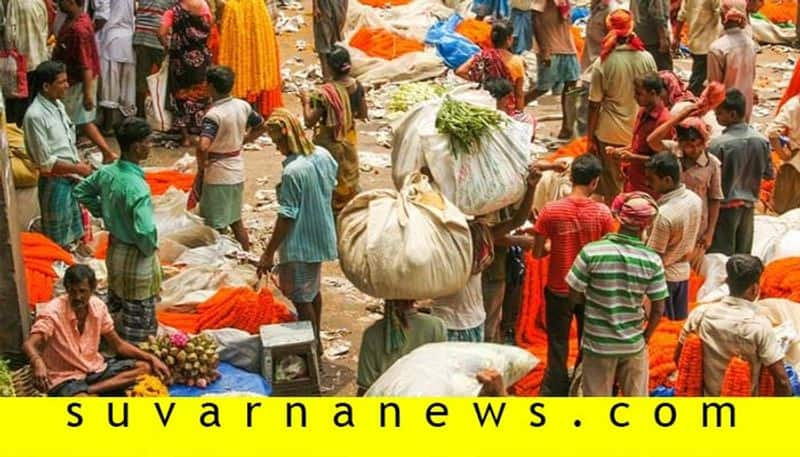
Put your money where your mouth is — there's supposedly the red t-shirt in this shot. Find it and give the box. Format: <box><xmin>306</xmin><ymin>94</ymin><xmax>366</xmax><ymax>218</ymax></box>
<box><xmin>53</xmin><ymin>13</ymin><xmax>101</xmax><ymax>86</ymax></box>
<box><xmin>624</xmin><ymin>103</ymin><xmax>672</xmax><ymax>196</ymax></box>
<box><xmin>534</xmin><ymin>196</ymin><xmax>615</xmax><ymax>296</ymax></box>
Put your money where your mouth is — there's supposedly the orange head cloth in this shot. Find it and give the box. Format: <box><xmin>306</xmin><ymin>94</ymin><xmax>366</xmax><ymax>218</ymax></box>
<box><xmin>778</xmin><ymin>60</ymin><xmax>800</xmax><ymax>113</ymax></box>
<box><xmin>721</xmin><ymin>0</ymin><xmax>748</xmax><ymax>26</ymax></box>
<box><xmin>599</xmin><ymin>9</ymin><xmax>645</xmax><ymax>62</ymax></box>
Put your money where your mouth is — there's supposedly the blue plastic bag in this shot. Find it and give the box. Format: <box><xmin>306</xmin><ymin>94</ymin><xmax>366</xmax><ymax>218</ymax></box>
<box><xmin>426</xmin><ymin>14</ymin><xmax>480</xmax><ymax>69</ymax></box>
<box><xmin>650</xmin><ymin>386</ymin><xmax>676</xmax><ymax>397</ymax></box>
<box><xmin>168</xmin><ymin>362</ymin><xmax>272</xmax><ymax>397</ymax></box>
<box><xmin>785</xmin><ymin>363</ymin><xmax>800</xmax><ymax>396</ymax></box>
<box><xmin>571</xmin><ymin>6</ymin><xmax>589</xmax><ymax>23</ymax></box>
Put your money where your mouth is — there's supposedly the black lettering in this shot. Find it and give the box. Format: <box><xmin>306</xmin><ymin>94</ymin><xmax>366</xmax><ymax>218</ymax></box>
<box><xmin>473</xmin><ymin>402</ymin><xmax>506</xmax><ymax>427</ymax></box>
<box><xmin>529</xmin><ymin>402</ymin><xmax>546</xmax><ymax>427</ymax></box>
<box><xmin>333</xmin><ymin>403</ymin><xmax>355</xmax><ymax>427</ymax></box>
<box><xmin>654</xmin><ymin>403</ymin><xmax>676</xmax><ymax>427</ymax></box>
<box><xmin>426</xmin><ymin>403</ymin><xmax>448</xmax><ymax>427</ymax></box>
<box><xmin>108</xmin><ymin>402</ymin><xmax>129</xmax><ymax>428</ymax></box>
<box><xmin>66</xmin><ymin>403</ymin><xmax>83</xmax><ymax>427</ymax></box>
<box><xmin>154</xmin><ymin>402</ymin><xmax>176</xmax><ymax>427</ymax></box>
<box><xmin>200</xmin><ymin>403</ymin><xmax>221</xmax><ymax>427</ymax></box>
<box><xmin>286</xmin><ymin>402</ymin><xmax>307</xmax><ymax>428</ymax></box>
<box><xmin>380</xmin><ymin>402</ymin><xmax>400</xmax><ymax>428</ymax></box>
<box><xmin>702</xmin><ymin>402</ymin><xmax>735</xmax><ymax>428</ymax></box>
<box><xmin>247</xmin><ymin>402</ymin><xmax>262</xmax><ymax>428</ymax></box>
<box><xmin>610</xmin><ymin>403</ymin><xmax>630</xmax><ymax>427</ymax></box>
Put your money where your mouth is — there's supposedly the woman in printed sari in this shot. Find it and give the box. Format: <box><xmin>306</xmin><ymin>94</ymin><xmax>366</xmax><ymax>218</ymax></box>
<box><xmin>159</xmin><ymin>0</ymin><xmax>213</xmax><ymax>146</ymax></box>
<box><xmin>300</xmin><ymin>45</ymin><xmax>368</xmax><ymax>212</ymax></box>
<box><xmin>456</xmin><ymin>19</ymin><xmax>527</xmax><ymax>115</ymax></box>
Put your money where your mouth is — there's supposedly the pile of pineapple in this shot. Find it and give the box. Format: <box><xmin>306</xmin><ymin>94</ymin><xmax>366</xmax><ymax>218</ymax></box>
<box><xmin>140</xmin><ymin>333</ymin><xmax>221</xmax><ymax>388</ymax></box>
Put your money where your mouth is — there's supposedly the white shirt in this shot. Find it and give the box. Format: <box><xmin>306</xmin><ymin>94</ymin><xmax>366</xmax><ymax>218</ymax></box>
<box><xmin>430</xmin><ymin>274</ymin><xmax>486</xmax><ymax>331</ymax></box>
<box><xmin>97</xmin><ymin>0</ymin><xmax>135</xmax><ymax>63</ymax></box>
<box><xmin>4</xmin><ymin>0</ymin><xmax>49</xmax><ymax>69</ymax></box>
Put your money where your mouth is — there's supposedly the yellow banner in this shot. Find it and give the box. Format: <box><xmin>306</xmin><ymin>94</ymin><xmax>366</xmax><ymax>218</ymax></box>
<box><xmin>0</xmin><ymin>398</ymin><xmax>794</xmax><ymax>456</ymax></box>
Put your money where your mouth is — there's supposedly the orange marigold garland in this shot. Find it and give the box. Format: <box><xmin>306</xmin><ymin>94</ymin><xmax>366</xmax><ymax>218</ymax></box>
<box><xmin>675</xmin><ymin>334</ymin><xmax>703</xmax><ymax>396</ymax></box>
<box><xmin>720</xmin><ymin>356</ymin><xmax>752</xmax><ymax>396</ymax></box>
<box><xmin>758</xmin><ymin>366</ymin><xmax>776</xmax><ymax>396</ymax></box>
<box><xmin>760</xmin><ymin>257</ymin><xmax>800</xmax><ymax>302</ymax></box>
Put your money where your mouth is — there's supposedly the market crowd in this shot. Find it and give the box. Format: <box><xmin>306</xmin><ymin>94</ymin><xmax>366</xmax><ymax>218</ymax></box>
<box><xmin>7</xmin><ymin>0</ymin><xmax>800</xmax><ymax>397</ymax></box>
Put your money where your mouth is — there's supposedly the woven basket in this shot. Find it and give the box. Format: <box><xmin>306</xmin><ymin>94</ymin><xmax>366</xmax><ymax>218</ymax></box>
<box><xmin>11</xmin><ymin>366</ymin><xmax>44</xmax><ymax>397</ymax></box>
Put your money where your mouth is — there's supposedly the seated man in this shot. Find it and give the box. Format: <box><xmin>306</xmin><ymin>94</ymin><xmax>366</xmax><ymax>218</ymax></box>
<box><xmin>23</xmin><ymin>264</ymin><xmax>170</xmax><ymax>396</ymax></box>
<box><xmin>675</xmin><ymin>255</ymin><xmax>792</xmax><ymax>396</ymax></box>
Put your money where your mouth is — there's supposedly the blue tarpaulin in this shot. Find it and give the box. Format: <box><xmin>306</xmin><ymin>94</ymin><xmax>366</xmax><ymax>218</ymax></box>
<box><xmin>168</xmin><ymin>362</ymin><xmax>272</xmax><ymax>397</ymax></box>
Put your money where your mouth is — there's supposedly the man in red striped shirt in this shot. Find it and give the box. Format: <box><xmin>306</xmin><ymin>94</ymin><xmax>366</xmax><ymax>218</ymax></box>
<box><xmin>533</xmin><ymin>153</ymin><xmax>616</xmax><ymax>396</ymax></box>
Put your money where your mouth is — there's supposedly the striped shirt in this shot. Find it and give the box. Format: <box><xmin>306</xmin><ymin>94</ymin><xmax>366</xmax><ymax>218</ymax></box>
<box><xmin>646</xmin><ymin>185</ymin><xmax>703</xmax><ymax>282</ymax></box>
<box><xmin>277</xmin><ymin>147</ymin><xmax>339</xmax><ymax>264</ymax></box>
<box><xmin>133</xmin><ymin>0</ymin><xmax>171</xmax><ymax>50</ymax></box>
<box><xmin>566</xmin><ymin>233</ymin><xmax>669</xmax><ymax>357</ymax></box>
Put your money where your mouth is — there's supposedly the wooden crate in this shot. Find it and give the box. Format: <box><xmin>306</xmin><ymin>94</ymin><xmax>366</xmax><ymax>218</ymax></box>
<box><xmin>260</xmin><ymin>322</ymin><xmax>321</xmax><ymax>396</ymax></box>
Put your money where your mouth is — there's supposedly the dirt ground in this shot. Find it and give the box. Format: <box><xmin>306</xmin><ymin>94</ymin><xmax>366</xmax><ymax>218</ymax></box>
<box><xmin>139</xmin><ymin>1</ymin><xmax>798</xmax><ymax>396</ymax></box>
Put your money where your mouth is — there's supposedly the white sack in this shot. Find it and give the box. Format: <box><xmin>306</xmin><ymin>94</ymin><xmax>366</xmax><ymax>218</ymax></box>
<box><xmin>337</xmin><ymin>172</ymin><xmax>472</xmax><ymax>299</ymax></box>
<box><xmin>366</xmin><ymin>342</ymin><xmax>539</xmax><ymax>397</ymax></box>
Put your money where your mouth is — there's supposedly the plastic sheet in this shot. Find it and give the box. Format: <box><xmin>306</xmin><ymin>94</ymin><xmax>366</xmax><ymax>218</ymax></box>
<box><xmin>168</xmin><ymin>362</ymin><xmax>271</xmax><ymax>397</ymax></box>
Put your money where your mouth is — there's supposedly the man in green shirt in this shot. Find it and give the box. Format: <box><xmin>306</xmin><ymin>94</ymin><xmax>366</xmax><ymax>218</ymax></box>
<box><xmin>74</xmin><ymin>117</ymin><xmax>161</xmax><ymax>343</ymax></box>
<box><xmin>566</xmin><ymin>191</ymin><xmax>668</xmax><ymax>396</ymax></box>
<box><xmin>357</xmin><ymin>300</ymin><xmax>447</xmax><ymax>395</ymax></box>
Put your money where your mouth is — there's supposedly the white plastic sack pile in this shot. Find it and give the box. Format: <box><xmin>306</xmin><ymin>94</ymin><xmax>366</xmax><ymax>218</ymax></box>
<box><xmin>158</xmin><ymin>262</ymin><xmax>258</xmax><ymax>311</ymax></box>
<box><xmin>392</xmin><ymin>86</ymin><xmax>532</xmax><ymax>216</ymax></box>
<box><xmin>173</xmin><ymin>236</ymin><xmax>242</xmax><ymax>267</ymax></box>
<box><xmin>752</xmin><ymin>209</ymin><xmax>800</xmax><ymax>264</ymax></box>
<box><xmin>337</xmin><ymin>171</ymin><xmax>472</xmax><ymax>299</ymax></box>
<box><xmin>201</xmin><ymin>328</ymin><xmax>261</xmax><ymax>373</ymax></box>
<box><xmin>757</xmin><ymin>298</ymin><xmax>800</xmax><ymax>368</ymax></box>
<box><xmin>696</xmin><ymin>253</ymin><xmax>730</xmax><ymax>304</ymax></box>
<box><xmin>366</xmin><ymin>342</ymin><xmax>539</xmax><ymax>397</ymax></box>
<box><xmin>153</xmin><ymin>188</ymin><xmax>205</xmax><ymax>236</ymax></box>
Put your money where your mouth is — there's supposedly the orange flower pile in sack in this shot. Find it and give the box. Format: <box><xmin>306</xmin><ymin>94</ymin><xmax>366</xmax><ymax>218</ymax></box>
<box><xmin>543</xmin><ymin>136</ymin><xmax>588</xmax><ymax>163</ymax></box>
<box><xmin>675</xmin><ymin>333</ymin><xmax>703</xmax><ymax>396</ymax></box>
<box><xmin>760</xmin><ymin>0</ymin><xmax>797</xmax><ymax>24</ymax></box>
<box><xmin>720</xmin><ymin>356</ymin><xmax>752</xmax><ymax>396</ymax></box>
<box><xmin>456</xmin><ymin>19</ymin><xmax>493</xmax><ymax>49</ymax></box>
<box><xmin>218</xmin><ymin>0</ymin><xmax>283</xmax><ymax>116</ymax></box>
<box><xmin>21</xmin><ymin>232</ymin><xmax>75</xmax><ymax>309</ymax></box>
<box><xmin>157</xmin><ymin>287</ymin><xmax>295</xmax><ymax>334</ymax></box>
<box><xmin>93</xmin><ymin>232</ymin><xmax>109</xmax><ymax>260</ymax></box>
<box><xmin>760</xmin><ymin>257</ymin><xmax>800</xmax><ymax>302</ymax></box>
<box><xmin>144</xmin><ymin>170</ymin><xmax>196</xmax><ymax>196</ymax></box>
<box><xmin>571</xmin><ymin>26</ymin><xmax>584</xmax><ymax>62</ymax></box>
<box><xmin>349</xmin><ymin>27</ymin><xmax>425</xmax><ymax>60</ymax></box>
<box><xmin>358</xmin><ymin>0</ymin><xmax>412</xmax><ymax>6</ymax></box>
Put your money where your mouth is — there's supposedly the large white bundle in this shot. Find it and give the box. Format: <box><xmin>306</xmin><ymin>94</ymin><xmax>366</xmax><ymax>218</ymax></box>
<box><xmin>366</xmin><ymin>342</ymin><xmax>539</xmax><ymax>397</ymax></box>
<box><xmin>392</xmin><ymin>87</ymin><xmax>531</xmax><ymax>215</ymax></box>
<box><xmin>152</xmin><ymin>188</ymin><xmax>205</xmax><ymax>236</ymax></box>
<box><xmin>697</xmin><ymin>253</ymin><xmax>729</xmax><ymax>304</ymax></box>
<box><xmin>757</xmin><ymin>298</ymin><xmax>800</xmax><ymax>367</ymax></box>
<box><xmin>158</xmin><ymin>263</ymin><xmax>258</xmax><ymax>311</ymax></box>
<box><xmin>349</xmin><ymin>47</ymin><xmax>446</xmax><ymax>86</ymax></box>
<box><xmin>337</xmin><ymin>172</ymin><xmax>472</xmax><ymax>299</ymax></box>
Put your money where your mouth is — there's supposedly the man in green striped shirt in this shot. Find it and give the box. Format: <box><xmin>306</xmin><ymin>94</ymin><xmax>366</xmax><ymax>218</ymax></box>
<box><xmin>566</xmin><ymin>192</ymin><xmax>668</xmax><ymax>396</ymax></box>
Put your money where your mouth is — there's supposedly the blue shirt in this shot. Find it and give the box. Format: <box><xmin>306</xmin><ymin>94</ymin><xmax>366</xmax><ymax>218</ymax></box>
<box><xmin>709</xmin><ymin>122</ymin><xmax>774</xmax><ymax>204</ymax></box>
<box><xmin>277</xmin><ymin>147</ymin><xmax>339</xmax><ymax>264</ymax></box>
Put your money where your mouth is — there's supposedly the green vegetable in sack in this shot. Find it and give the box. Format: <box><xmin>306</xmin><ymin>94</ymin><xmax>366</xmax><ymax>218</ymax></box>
<box><xmin>388</xmin><ymin>82</ymin><xmax>447</xmax><ymax>113</ymax></box>
<box><xmin>0</xmin><ymin>358</ymin><xmax>15</xmax><ymax>397</ymax></box>
<box><xmin>435</xmin><ymin>97</ymin><xmax>506</xmax><ymax>157</ymax></box>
